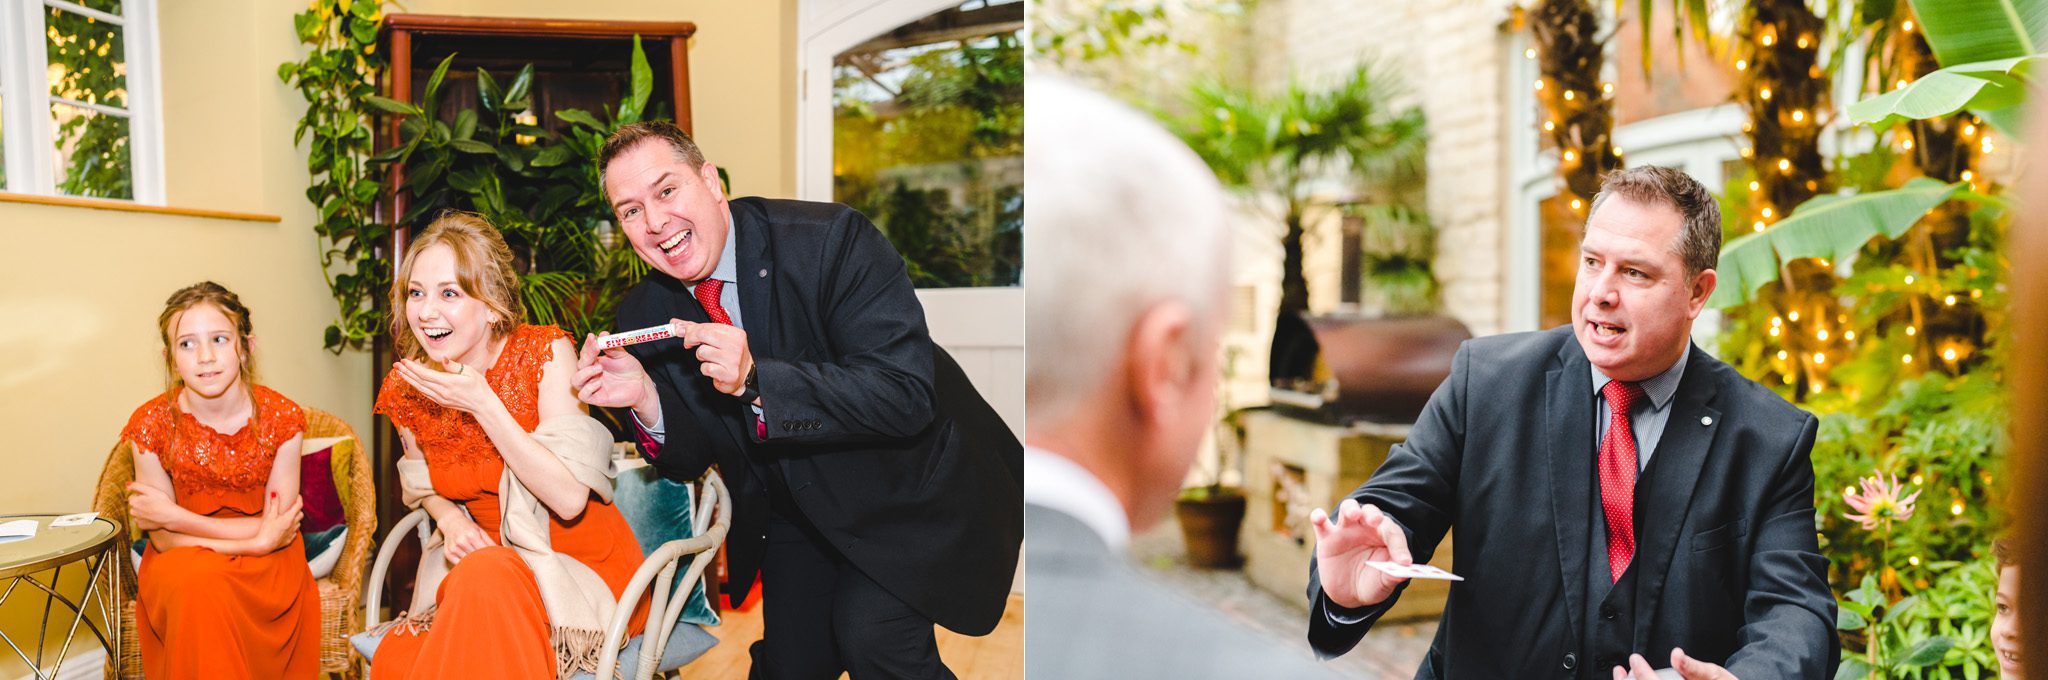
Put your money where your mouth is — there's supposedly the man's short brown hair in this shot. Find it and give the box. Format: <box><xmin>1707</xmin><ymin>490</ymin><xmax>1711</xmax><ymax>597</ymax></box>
<box><xmin>599</xmin><ymin>121</ymin><xmax>706</xmax><ymax>196</ymax></box>
<box><xmin>1586</xmin><ymin>165</ymin><xmax>1722</xmax><ymax>276</ymax></box>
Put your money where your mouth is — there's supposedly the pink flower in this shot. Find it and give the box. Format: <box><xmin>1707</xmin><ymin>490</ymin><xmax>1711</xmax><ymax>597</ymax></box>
<box><xmin>1843</xmin><ymin>472</ymin><xmax>1920</xmax><ymax>531</ymax></box>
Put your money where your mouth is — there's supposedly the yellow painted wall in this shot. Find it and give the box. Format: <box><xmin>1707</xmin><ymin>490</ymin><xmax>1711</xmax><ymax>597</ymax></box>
<box><xmin>0</xmin><ymin>0</ymin><xmax>794</xmax><ymax>671</ymax></box>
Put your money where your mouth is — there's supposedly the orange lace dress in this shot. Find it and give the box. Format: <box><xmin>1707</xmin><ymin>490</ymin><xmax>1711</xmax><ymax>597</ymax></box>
<box><xmin>121</xmin><ymin>384</ymin><xmax>321</xmax><ymax>680</ymax></box>
<box><xmin>370</xmin><ymin>324</ymin><xmax>650</xmax><ymax>680</ymax></box>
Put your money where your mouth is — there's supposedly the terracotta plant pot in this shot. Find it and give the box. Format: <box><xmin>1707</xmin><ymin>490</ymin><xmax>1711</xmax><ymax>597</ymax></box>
<box><xmin>1176</xmin><ymin>490</ymin><xmax>1247</xmax><ymax>569</ymax></box>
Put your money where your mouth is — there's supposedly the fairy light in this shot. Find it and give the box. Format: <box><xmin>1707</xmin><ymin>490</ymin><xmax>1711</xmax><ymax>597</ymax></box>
<box><xmin>1796</xmin><ymin>35</ymin><xmax>1810</xmax><ymax>49</ymax></box>
<box><xmin>1843</xmin><ymin>485</ymin><xmax>1856</xmax><ymax>496</ymax></box>
<box><xmin>1903</xmin><ymin>20</ymin><xmax>1914</xmax><ymax>32</ymax></box>
<box><xmin>1749</xmin><ymin>181</ymin><xmax>1760</xmax><ymax>192</ymax></box>
<box><xmin>1945</xmin><ymin>294</ymin><xmax>1957</xmax><ymax>306</ymax></box>
<box><xmin>1570</xmin><ymin>198</ymin><xmax>1584</xmax><ymax>211</ymax></box>
<box><xmin>1613</xmin><ymin>146</ymin><xmax>1624</xmax><ymax>157</ymax></box>
<box><xmin>1814</xmin><ymin>352</ymin><xmax>1826</xmax><ymax>365</ymax></box>
<box><xmin>1845</xmin><ymin>331</ymin><xmax>1855</xmax><ymax>341</ymax></box>
<box><xmin>1971</xmin><ymin>289</ymin><xmax>1983</xmax><ymax>299</ymax></box>
<box><xmin>1564</xmin><ymin>90</ymin><xmax>1576</xmax><ymax>101</ymax></box>
<box><xmin>1761</xmin><ymin>33</ymin><xmax>1775</xmax><ymax>47</ymax></box>
<box><xmin>1961</xmin><ymin>169</ymin><xmax>1974</xmax><ymax>182</ymax></box>
<box><xmin>1902</xmin><ymin>354</ymin><xmax>1913</xmax><ymax>364</ymax></box>
<box><xmin>1602</xmin><ymin>82</ymin><xmax>1614</xmax><ymax>95</ymax></box>
<box><xmin>1906</xmin><ymin>326</ymin><xmax>1917</xmax><ymax>336</ymax></box>
<box><xmin>1982</xmin><ymin>138</ymin><xmax>1995</xmax><ymax>154</ymax></box>
<box><xmin>1791</xmin><ymin>109</ymin><xmax>1806</xmax><ymax>123</ymax></box>
<box><xmin>1534</xmin><ymin>79</ymin><xmax>1545</xmax><ymax>91</ymax></box>
<box><xmin>1817</xmin><ymin>329</ymin><xmax>1829</xmax><ymax>341</ymax></box>
<box><xmin>1902</xmin><ymin>137</ymin><xmax>1915</xmax><ymax>151</ymax></box>
<box><xmin>1963</xmin><ymin>123</ymin><xmax>1977</xmax><ymax>137</ymax></box>
<box><xmin>1760</xmin><ymin>87</ymin><xmax>1773</xmax><ymax>101</ymax></box>
<box><xmin>1563</xmin><ymin>150</ymin><xmax>1577</xmax><ymax>163</ymax></box>
<box><xmin>1904</xmin><ymin>274</ymin><xmax>1916</xmax><ymax>285</ymax></box>
<box><xmin>1943</xmin><ymin>347</ymin><xmax>1958</xmax><ymax>362</ymax></box>
<box><xmin>1769</xmin><ymin>326</ymin><xmax>1781</xmax><ymax>337</ymax></box>
<box><xmin>1543</xmin><ymin>120</ymin><xmax>1556</xmax><ymax>131</ymax></box>
<box><xmin>1741</xmin><ymin>147</ymin><xmax>1755</xmax><ymax>159</ymax></box>
<box><xmin>1777</xmin><ymin>159</ymin><xmax>1792</xmax><ymax>172</ymax></box>
<box><xmin>1895</xmin><ymin>79</ymin><xmax>1909</xmax><ymax>91</ymax></box>
<box><xmin>1912</xmin><ymin>474</ymin><xmax>1923</xmax><ymax>485</ymax></box>
<box><xmin>1770</xmin><ymin>316</ymin><xmax>1783</xmax><ymax>327</ymax></box>
<box><xmin>1525</xmin><ymin>48</ymin><xmax>1537</xmax><ymax>59</ymax></box>
<box><xmin>1789</xmin><ymin>311</ymin><xmax>1801</xmax><ymax>322</ymax></box>
<box><xmin>1761</xmin><ymin>207</ymin><xmax>1774</xmax><ymax>218</ymax></box>
<box><xmin>1950</xmin><ymin>501</ymin><xmax>1964</xmax><ymax>516</ymax></box>
<box><xmin>1752</xmin><ymin>221</ymin><xmax>1766</xmax><ymax>232</ymax></box>
<box><xmin>1777</xmin><ymin>350</ymin><xmax>1790</xmax><ymax>361</ymax></box>
<box><xmin>1908</xmin><ymin>556</ymin><xmax>1920</xmax><ymax>566</ymax></box>
<box><xmin>1736</xmin><ymin>58</ymin><xmax>1748</xmax><ymax>71</ymax></box>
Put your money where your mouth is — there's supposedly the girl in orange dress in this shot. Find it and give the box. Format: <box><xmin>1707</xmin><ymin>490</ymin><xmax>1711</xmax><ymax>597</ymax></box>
<box><xmin>371</xmin><ymin>212</ymin><xmax>651</xmax><ymax>679</ymax></box>
<box><xmin>121</xmin><ymin>281</ymin><xmax>320</xmax><ymax>680</ymax></box>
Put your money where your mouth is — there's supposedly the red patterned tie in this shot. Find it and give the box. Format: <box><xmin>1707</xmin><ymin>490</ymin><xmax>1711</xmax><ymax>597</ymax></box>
<box><xmin>692</xmin><ymin>278</ymin><xmax>765</xmax><ymax>439</ymax></box>
<box><xmin>694</xmin><ymin>279</ymin><xmax>732</xmax><ymax>325</ymax></box>
<box><xmin>1599</xmin><ymin>380</ymin><xmax>1644</xmax><ymax>582</ymax></box>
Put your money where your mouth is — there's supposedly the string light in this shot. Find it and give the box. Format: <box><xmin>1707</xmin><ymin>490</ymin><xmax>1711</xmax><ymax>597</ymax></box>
<box><xmin>1791</xmin><ymin>109</ymin><xmax>1805</xmax><ymax>123</ymax></box>
<box><xmin>1525</xmin><ymin>48</ymin><xmax>1537</xmax><ymax>59</ymax></box>
<box><xmin>1902</xmin><ymin>354</ymin><xmax>1913</xmax><ymax>364</ymax></box>
<box><xmin>1982</xmin><ymin>138</ymin><xmax>1995</xmax><ymax>153</ymax></box>
<box><xmin>1570</xmin><ymin>198</ymin><xmax>1584</xmax><ymax>210</ymax></box>
<box><xmin>1769</xmin><ymin>326</ymin><xmax>1781</xmax><ymax>337</ymax></box>
<box><xmin>1563</xmin><ymin>150</ymin><xmax>1578</xmax><ymax>163</ymax></box>
<box><xmin>1912</xmin><ymin>474</ymin><xmax>1923</xmax><ymax>485</ymax></box>
<box><xmin>1895</xmin><ymin>79</ymin><xmax>1909</xmax><ymax>91</ymax></box>
<box><xmin>1945</xmin><ymin>294</ymin><xmax>1957</xmax><ymax>306</ymax></box>
<box><xmin>1943</xmin><ymin>347</ymin><xmax>1958</xmax><ymax>361</ymax></box>
<box><xmin>1963</xmin><ymin>123</ymin><xmax>1977</xmax><ymax>137</ymax></box>
<box><xmin>1613</xmin><ymin>146</ymin><xmax>1624</xmax><ymax>157</ymax></box>
<box><xmin>1906</xmin><ymin>326</ymin><xmax>1917</xmax><ymax>336</ymax></box>
<box><xmin>1563</xmin><ymin>90</ymin><xmax>1576</xmax><ymax>101</ymax></box>
<box><xmin>1777</xmin><ymin>350</ymin><xmax>1790</xmax><ymax>361</ymax></box>
<box><xmin>1902</xmin><ymin>137</ymin><xmax>1915</xmax><ymax>151</ymax></box>
<box><xmin>1760</xmin><ymin>87</ymin><xmax>1773</xmax><ymax>101</ymax></box>
<box><xmin>1761</xmin><ymin>207</ymin><xmax>1774</xmax><ymax>218</ymax></box>
<box><xmin>1950</xmin><ymin>501</ymin><xmax>1964</xmax><ymax>516</ymax></box>
<box><xmin>1814</xmin><ymin>352</ymin><xmax>1826</xmax><ymax>364</ymax></box>
<box><xmin>1741</xmin><ymin>147</ymin><xmax>1755</xmax><ymax>158</ymax></box>
<box><xmin>1904</xmin><ymin>274</ymin><xmax>1916</xmax><ymax>284</ymax></box>
<box><xmin>1761</xmin><ymin>33</ymin><xmax>1776</xmax><ymax>47</ymax></box>
<box><xmin>1796</xmin><ymin>35</ymin><xmax>1810</xmax><ymax>49</ymax></box>
<box><xmin>1753</xmin><ymin>221</ymin><xmax>1766</xmax><ymax>232</ymax></box>
<box><xmin>1736</xmin><ymin>59</ymin><xmax>1748</xmax><ymax>71</ymax></box>
<box><xmin>1789</xmin><ymin>311</ymin><xmax>1801</xmax><ymax>322</ymax></box>
<box><xmin>1845</xmin><ymin>331</ymin><xmax>1855</xmax><ymax>341</ymax></box>
<box><xmin>1771</xmin><ymin>317</ymin><xmax>1783</xmax><ymax>327</ymax></box>
<box><xmin>1908</xmin><ymin>555</ymin><xmax>1921</xmax><ymax>566</ymax></box>
<box><xmin>1778</xmin><ymin>159</ymin><xmax>1792</xmax><ymax>172</ymax></box>
<box><xmin>1535</xmin><ymin>79</ymin><xmax>1545</xmax><ymax>91</ymax></box>
<box><xmin>1817</xmin><ymin>329</ymin><xmax>1829</xmax><ymax>341</ymax></box>
<box><xmin>1749</xmin><ymin>181</ymin><xmax>1760</xmax><ymax>191</ymax></box>
<box><xmin>1543</xmin><ymin>120</ymin><xmax>1556</xmax><ymax>131</ymax></box>
<box><xmin>1903</xmin><ymin>20</ymin><xmax>1914</xmax><ymax>32</ymax></box>
<box><xmin>1971</xmin><ymin>289</ymin><xmax>1983</xmax><ymax>299</ymax></box>
<box><xmin>1961</xmin><ymin>170</ymin><xmax>1974</xmax><ymax>182</ymax></box>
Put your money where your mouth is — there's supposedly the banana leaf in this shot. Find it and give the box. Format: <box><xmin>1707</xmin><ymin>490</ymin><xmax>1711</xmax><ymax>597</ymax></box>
<box><xmin>1709</xmin><ymin>178</ymin><xmax>1963</xmax><ymax>308</ymax></box>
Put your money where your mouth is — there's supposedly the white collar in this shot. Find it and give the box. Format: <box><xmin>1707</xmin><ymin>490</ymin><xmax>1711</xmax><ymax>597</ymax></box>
<box><xmin>1024</xmin><ymin>446</ymin><xmax>1131</xmax><ymax>549</ymax></box>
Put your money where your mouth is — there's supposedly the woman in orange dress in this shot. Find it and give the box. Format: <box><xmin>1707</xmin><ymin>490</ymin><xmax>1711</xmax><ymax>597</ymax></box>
<box><xmin>122</xmin><ymin>281</ymin><xmax>320</xmax><ymax>680</ymax></box>
<box><xmin>371</xmin><ymin>212</ymin><xmax>651</xmax><ymax>679</ymax></box>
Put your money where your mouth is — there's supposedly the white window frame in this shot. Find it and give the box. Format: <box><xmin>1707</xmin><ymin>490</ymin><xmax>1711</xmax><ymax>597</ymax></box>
<box><xmin>0</xmin><ymin>0</ymin><xmax>165</xmax><ymax>204</ymax></box>
<box><xmin>796</xmin><ymin>0</ymin><xmax>1024</xmax><ymax>439</ymax></box>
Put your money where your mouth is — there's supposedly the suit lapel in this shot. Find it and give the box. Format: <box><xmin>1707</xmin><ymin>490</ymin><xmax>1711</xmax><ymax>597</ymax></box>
<box><xmin>732</xmin><ymin>201</ymin><xmax>778</xmax><ymax>361</ymax></box>
<box><xmin>1547</xmin><ymin>340</ymin><xmax>1595</xmax><ymax>639</ymax></box>
<box><xmin>1629</xmin><ymin>345</ymin><xmax>1721</xmax><ymax>648</ymax></box>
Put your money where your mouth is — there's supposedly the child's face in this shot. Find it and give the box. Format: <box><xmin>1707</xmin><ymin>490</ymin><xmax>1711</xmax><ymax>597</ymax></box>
<box><xmin>168</xmin><ymin>303</ymin><xmax>244</xmax><ymax>399</ymax></box>
<box><xmin>1995</xmin><ymin>565</ymin><xmax>2023</xmax><ymax>679</ymax></box>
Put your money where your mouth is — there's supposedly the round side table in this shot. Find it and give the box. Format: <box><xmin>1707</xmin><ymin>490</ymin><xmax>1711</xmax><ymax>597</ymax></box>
<box><xmin>0</xmin><ymin>515</ymin><xmax>122</xmax><ymax>678</ymax></box>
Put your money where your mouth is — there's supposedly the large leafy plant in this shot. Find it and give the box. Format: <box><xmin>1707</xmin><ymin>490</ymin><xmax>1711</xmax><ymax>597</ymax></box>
<box><xmin>358</xmin><ymin>37</ymin><xmax>666</xmax><ymax>340</ymax></box>
<box><xmin>281</xmin><ymin>0</ymin><xmax>390</xmax><ymax>351</ymax></box>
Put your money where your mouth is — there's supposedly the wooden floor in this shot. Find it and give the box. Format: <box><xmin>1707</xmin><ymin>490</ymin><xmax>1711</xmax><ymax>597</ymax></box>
<box><xmin>675</xmin><ymin>592</ymin><xmax>1024</xmax><ymax>679</ymax></box>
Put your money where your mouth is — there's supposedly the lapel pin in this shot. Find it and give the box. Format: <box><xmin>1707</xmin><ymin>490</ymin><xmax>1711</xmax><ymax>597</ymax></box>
<box><xmin>1701</xmin><ymin>416</ymin><xmax>1713</xmax><ymax>426</ymax></box>
<box><xmin>758</xmin><ymin>268</ymin><xmax>768</xmax><ymax>278</ymax></box>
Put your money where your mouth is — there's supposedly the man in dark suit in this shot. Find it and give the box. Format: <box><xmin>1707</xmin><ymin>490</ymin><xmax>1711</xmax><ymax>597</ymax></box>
<box><xmin>1307</xmin><ymin>166</ymin><xmax>1836</xmax><ymax>679</ymax></box>
<box><xmin>571</xmin><ymin>121</ymin><xmax>1021</xmax><ymax>680</ymax></box>
<box><xmin>1023</xmin><ymin>76</ymin><xmax>1346</xmax><ymax>680</ymax></box>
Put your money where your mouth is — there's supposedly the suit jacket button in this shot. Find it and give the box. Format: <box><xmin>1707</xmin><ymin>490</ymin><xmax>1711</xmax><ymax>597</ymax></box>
<box><xmin>1600</xmin><ymin>604</ymin><xmax>1617</xmax><ymax>620</ymax></box>
<box><xmin>1561</xmin><ymin>653</ymin><xmax>1576</xmax><ymax>670</ymax></box>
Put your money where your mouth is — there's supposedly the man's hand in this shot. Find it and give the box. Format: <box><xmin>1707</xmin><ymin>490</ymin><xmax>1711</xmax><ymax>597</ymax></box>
<box><xmin>574</xmin><ymin>331</ymin><xmax>659</xmax><ymax>420</ymax></box>
<box><xmin>1613</xmin><ymin>650</ymin><xmax>1737</xmax><ymax>680</ymax></box>
<box><xmin>679</xmin><ymin>320</ymin><xmax>754</xmax><ymax>398</ymax></box>
<box><xmin>1310</xmin><ymin>498</ymin><xmax>1414</xmax><ymax>609</ymax></box>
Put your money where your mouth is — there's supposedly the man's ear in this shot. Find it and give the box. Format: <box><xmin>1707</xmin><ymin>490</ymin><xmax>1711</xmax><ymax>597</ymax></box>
<box><xmin>1122</xmin><ymin>302</ymin><xmax>1198</xmax><ymax>427</ymax></box>
<box><xmin>1687</xmin><ymin>268</ymin><xmax>1719</xmax><ymax>320</ymax></box>
<box><xmin>698</xmin><ymin>162</ymin><xmax>726</xmax><ymax>198</ymax></box>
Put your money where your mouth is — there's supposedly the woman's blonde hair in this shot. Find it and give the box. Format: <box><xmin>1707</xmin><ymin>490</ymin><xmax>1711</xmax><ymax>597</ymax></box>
<box><xmin>389</xmin><ymin>211</ymin><xmax>525</xmax><ymax>363</ymax></box>
<box><xmin>158</xmin><ymin>281</ymin><xmax>258</xmax><ymax>394</ymax></box>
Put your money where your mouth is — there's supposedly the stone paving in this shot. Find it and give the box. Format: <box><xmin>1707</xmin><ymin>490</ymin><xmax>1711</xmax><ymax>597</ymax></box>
<box><xmin>1126</xmin><ymin>516</ymin><xmax>1437</xmax><ymax>679</ymax></box>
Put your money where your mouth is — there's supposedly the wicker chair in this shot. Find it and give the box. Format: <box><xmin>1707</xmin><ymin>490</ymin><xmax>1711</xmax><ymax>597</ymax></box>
<box><xmin>90</xmin><ymin>406</ymin><xmax>377</xmax><ymax>679</ymax></box>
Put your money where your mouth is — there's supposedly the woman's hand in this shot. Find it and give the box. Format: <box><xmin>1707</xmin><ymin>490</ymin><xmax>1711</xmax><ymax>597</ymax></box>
<box><xmin>246</xmin><ymin>492</ymin><xmax>303</xmax><ymax>555</ymax></box>
<box><xmin>126</xmin><ymin>482</ymin><xmax>179</xmax><ymax>531</ymax></box>
<box><xmin>437</xmin><ymin>511</ymin><xmax>496</xmax><ymax>564</ymax></box>
<box><xmin>396</xmin><ymin>359</ymin><xmax>499</xmax><ymax>415</ymax></box>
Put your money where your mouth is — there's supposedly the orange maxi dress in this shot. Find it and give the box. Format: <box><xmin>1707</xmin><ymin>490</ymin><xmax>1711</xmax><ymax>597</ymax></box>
<box><xmin>122</xmin><ymin>384</ymin><xmax>322</xmax><ymax>680</ymax></box>
<box><xmin>372</xmin><ymin>324</ymin><xmax>651</xmax><ymax>680</ymax></box>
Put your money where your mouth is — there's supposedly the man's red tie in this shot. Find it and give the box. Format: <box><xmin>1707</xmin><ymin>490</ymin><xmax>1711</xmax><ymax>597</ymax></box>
<box><xmin>693</xmin><ymin>278</ymin><xmax>764</xmax><ymax>439</ymax></box>
<box><xmin>694</xmin><ymin>279</ymin><xmax>732</xmax><ymax>325</ymax></box>
<box><xmin>1599</xmin><ymin>380</ymin><xmax>1644</xmax><ymax>582</ymax></box>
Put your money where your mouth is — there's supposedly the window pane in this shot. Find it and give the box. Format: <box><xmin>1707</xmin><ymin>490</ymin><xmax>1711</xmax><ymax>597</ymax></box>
<box><xmin>50</xmin><ymin>102</ymin><xmax>132</xmax><ymax>199</ymax></box>
<box><xmin>75</xmin><ymin>0</ymin><xmax>125</xmax><ymax>14</ymax></box>
<box><xmin>46</xmin><ymin>5</ymin><xmax>129</xmax><ymax>109</ymax></box>
<box><xmin>832</xmin><ymin>1</ymin><xmax>1023</xmax><ymax>289</ymax></box>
